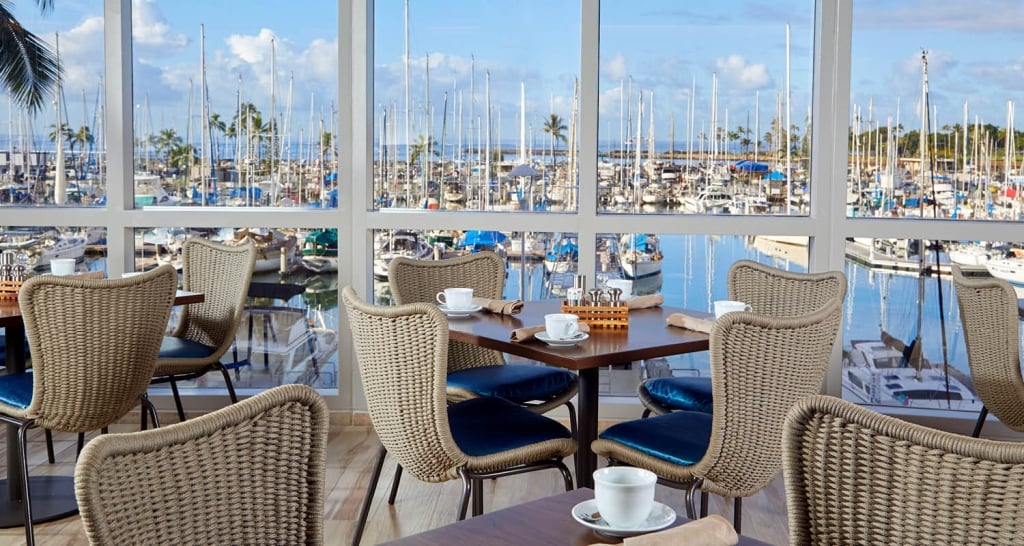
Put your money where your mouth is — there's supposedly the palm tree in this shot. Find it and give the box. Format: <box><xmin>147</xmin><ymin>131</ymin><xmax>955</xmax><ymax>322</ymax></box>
<box><xmin>151</xmin><ymin>129</ymin><xmax>182</xmax><ymax>166</ymax></box>
<box><xmin>73</xmin><ymin>125</ymin><xmax>93</xmax><ymax>177</ymax></box>
<box><xmin>409</xmin><ymin>134</ymin><xmax>437</xmax><ymax>170</ymax></box>
<box><xmin>542</xmin><ymin>114</ymin><xmax>568</xmax><ymax>167</ymax></box>
<box><xmin>209</xmin><ymin>112</ymin><xmax>226</xmax><ymax>159</ymax></box>
<box><xmin>0</xmin><ymin>0</ymin><xmax>60</xmax><ymax>112</ymax></box>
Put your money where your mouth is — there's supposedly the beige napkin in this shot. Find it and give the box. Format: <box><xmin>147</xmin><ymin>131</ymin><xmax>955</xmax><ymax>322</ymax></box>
<box><xmin>666</xmin><ymin>312</ymin><xmax>714</xmax><ymax>333</ymax></box>
<box><xmin>625</xmin><ymin>294</ymin><xmax>663</xmax><ymax>310</ymax></box>
<box><xmin>510</xmin><ymin>322</ymin><xmax>590</xmax><ymax>342</ymax></box>
<box><xmin>472</xmin><ymin>296</ymin><xmax>523</xmax><ymax>315</ymax></box>
<box><xmin>590</xmin><ymin>514</ymin><xmax>738</xmax><ymax>546</ymax></box>
<box><xmin>74</xmin><ymin>271</ymin><xmax>106</xmax><ymax>280</ymax></box>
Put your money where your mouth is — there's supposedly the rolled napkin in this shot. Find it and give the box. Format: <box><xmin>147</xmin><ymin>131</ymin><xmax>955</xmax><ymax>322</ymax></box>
<box><xmin>472</xmin><ymin>296</ymin><xmax>524</xmax><ymax>315</ymax></box>
<box><xmin>666</xmin><ymin>312</ymin><xmax>714</xmax><ymax>333</ymax></box>
<box><xmin>511</xmin><ymin>322</ymin><xmax>590</xmax><ymax>342</ymax></box>
<box><xmin>74</xmin><ymin>271</ymin><xmax>106</xmax><ymax>280</ymax></box>
<box><xmin>589</xmin><ymin>514</ymin><xmax>738</xmax><ymax>546</ymax></box>
<box><xmin>625</xmin><ymin>294</ymin><xmax>663</xmax><ymax>310</ymax></box>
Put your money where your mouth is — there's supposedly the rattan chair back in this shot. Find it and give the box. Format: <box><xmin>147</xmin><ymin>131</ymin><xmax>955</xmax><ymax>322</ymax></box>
<box><xmin>18</xmin><ymin>265</ymin><xmax>178</xmax><ymax>432</ymax></box>
<box><xmin>342</xmin><ymin>286</ymin><xmax>466</xmax><ymax>482</ymax></box>
<box><xmin>75</xmin><ymin>384</ymin><xmax>327</xmax><ymax>545</ymax></box>
<box><xmin>157</xmin><ymin>238</ymin><xmax>256</xmax><ymax>373</ymax></box>
<box><xmin>784</xmin><ymin>394</ymin><xmax>1024</xmax><ymax>545</ymax></box>
<box><xmin>728</xmin><ymin>259</ymin><xmax>847</xmax><ymax>317</ymax></box>
<box><xmin>692</xmin><ymin>299</ymin><xmax>843</xmax><ymax>498</ymax></box>
<box><xmin>388</xmin><ymin>251</ymin><xmax>505</xmax><ymax>371</ymax></box>
<box><xmin>951</xmin><ymin>265</ymin><xmax>1024</xmax><ymax>431</ymax></box>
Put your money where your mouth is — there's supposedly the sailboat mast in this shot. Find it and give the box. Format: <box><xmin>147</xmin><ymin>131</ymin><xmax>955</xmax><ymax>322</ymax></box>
<box><xmin>200</xmin><ymin>24</ymin><xmax>209</xmax><ymax>206</ymax></box>
<box><xmin>54</xmin><ymin>33</ymin><xmax>66</xmax><ymax>205</ymax></box>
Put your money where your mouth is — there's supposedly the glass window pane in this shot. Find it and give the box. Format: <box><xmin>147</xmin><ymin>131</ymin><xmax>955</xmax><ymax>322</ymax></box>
<box><xmin>599</xmin><ymin>2</ymin><xmax>813</xmax><ymax>215</ymax></box>
<box><xmin>134</xmin><ymin>226</ymin><xmax>339</xmax><ymax>393</ymax></box>
<box><xmin>0</xmin><ymin>226</ymin><xmax>104</xmax><ymax>274</ymax></box>
<box><xmin>372</xmin><ymin>1</ymin><xmax>581</xmax><ymax>212</ymax></box>
<box><xmin>0</xmin><ymin>2</ymin><xmax>106</xmax><ymax>207</ymax></box>
<box><xmin>849</xmin><ymin>2</ymin><xmax>1023</xmax><ymax>221</ymax></box>
<box><xmin>132</xmin><ymin>2</ymin><xmax>339</xmax><ymax>208</ymax></box>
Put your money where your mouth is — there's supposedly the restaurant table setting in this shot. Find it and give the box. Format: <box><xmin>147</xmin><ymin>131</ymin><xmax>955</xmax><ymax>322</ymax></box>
<box><xmin>585</xmin><ymin>514</ymin><xmax>739</xmax><ymax>546</ymax></box>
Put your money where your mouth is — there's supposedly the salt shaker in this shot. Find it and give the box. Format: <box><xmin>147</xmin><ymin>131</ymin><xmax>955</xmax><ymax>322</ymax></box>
<box><xmin>608</xmin><ymin>287</ymin><xmax>623</xmax><ymax>306</ymax></box>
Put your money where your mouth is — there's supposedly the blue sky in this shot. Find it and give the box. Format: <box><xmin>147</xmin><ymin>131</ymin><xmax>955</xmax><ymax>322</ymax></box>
<box><xmin>3</xmin><ymin>0</ymin><xmax>1022</xmax><ymax>152</ymax></box>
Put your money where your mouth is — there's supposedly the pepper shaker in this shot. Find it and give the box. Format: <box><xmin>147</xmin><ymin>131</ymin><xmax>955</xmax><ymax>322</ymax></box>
<box><xmin>608</xmin><ymin>287</ymin><xmax>623</xmax><ymax>306</ymax></box>
<box><xmin>588</xmin><ymin>288</ymin><xmax>603</xmax><ymax>306</ymax></box>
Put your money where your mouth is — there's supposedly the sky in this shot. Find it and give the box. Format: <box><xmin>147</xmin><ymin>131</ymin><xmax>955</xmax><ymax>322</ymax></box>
<box><xmin>2</xmin><ymin>0</ymin><xmax>1023</xmax><ymax>153</ymax></box>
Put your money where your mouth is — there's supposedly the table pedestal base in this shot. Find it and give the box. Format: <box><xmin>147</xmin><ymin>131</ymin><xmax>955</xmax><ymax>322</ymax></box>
<box><xmin>0</xmin><ymin>476</ymin><xmax>79</xmax><ymax>528</ymax></box>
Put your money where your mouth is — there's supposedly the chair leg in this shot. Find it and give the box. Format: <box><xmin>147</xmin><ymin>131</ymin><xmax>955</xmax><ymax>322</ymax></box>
<box><xmin>456</xmin><ymin>467</ymin><xmax>472</xmax><ymax>521</ymax></box>
<box><xmin>76</xmin><ymin>433</ymin><xmax>85</xmax><ymax>460</ymax></box>
<box><xmin>733</xmin><ymin>497</ymin><xmax>742</xmax><ymax>533</ymax></box>
<box><xmin>218</xmin><ymin>364</ymin><xmax>240</xmax><ymax>404</ymax></box>
<box><xmin>972</xmin><ymin>406</ymin><xmax>989</xmax><ymax>438</ymax></box>
<box><xmin>700</xmin><ymin>491</ymin><xmax>709</xmax><ymax>517</ymax></box>
<box><xmin>44</xmin><ymin>430</ymin><xmax>54</xmax><ymax>464</ymax></box>
<box><xmin>684</xmin><ymin>479</ymin><xmax>703</xmax><ymax>520</ymax></box>
<box><xmin>557</xmin><ymin>460</ymin><xmax>574</xmax><ymax>491</ymax></box>
<box><xmin>17</xmin><ymin>422</ymin><xmax>35</xmax><ymax>546</ymax></box>
<box><xmin>169</xmin><ymin>379</ymin><xmax>187</xmax><ymax>422</ymax></box>
<box><xmin>141</xmin><ymin>394</ymin><xmax>161</xmax><ymax>429</ymax></box>
<box><xmin>351</xmin><ymin>445</ymin><xmax>387</xmax><ymax>546</ymax></box>
<box><xmin>471</xmin><ymin>478</ymin><xmax>484</xmax><ymax>517</ymax></box>
<box><xmin>641</xmin><ymin>407</ymin><xmax>652</xmax><ymax>418</ymax></box>
<box><xmin>388</xmin><ymin>464</ymin><xmax>403</xmax><ymax>505</ymax></box>
<box><xmin>564</xmin><ymin>401</ymin><xmax>578</xmax><ymax>439</ymax></box>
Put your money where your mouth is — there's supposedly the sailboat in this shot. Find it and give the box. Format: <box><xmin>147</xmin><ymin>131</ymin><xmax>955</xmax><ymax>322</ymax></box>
<box><xmin>618</xmin><ymin>233</ymin><xmax>663</xmax><ymax>280</ymax></box>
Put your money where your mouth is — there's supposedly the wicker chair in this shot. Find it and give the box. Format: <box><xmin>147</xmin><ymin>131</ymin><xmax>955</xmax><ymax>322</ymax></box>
<box><xmin>0</xmin><ymin>265</ymin><xmax>178</xmax><ymax>546</ymax></box>
<box><xmin>592</xmin><ymin>298</ymin><xmax>843</xmax><ymax>532</ymax></box>
<box><xmin>639</xmin><ymin>259</ymin><xmax>846</xmax><ymax>417</ymax></box>
<box><xmin>342</xmin><ymin>286</ymin><xmax>575</xmax><ymax>546</ymax></box>
<box><xmin>150</xmin><ymin>237</ymin><xmax>256</xmax><ymax>421</ymax></box>
<box><xmin>387</xmin><ymin>252</ymin><xmax>579</xmax><ymax>500</ymax></box>
<box><xmin>75</xmin><ymin>384</ymin><xmax>327</xmax><ymax>545</ymax></box>
<box><xmin>951</xmin><ymin>264</ymin><xmax>1024</xmax><ymax>437</ymax></box>
<box><xmin>784</xmin><ymin>394</ymin><xmax>1024</xmax><ymax>545</ymax></box>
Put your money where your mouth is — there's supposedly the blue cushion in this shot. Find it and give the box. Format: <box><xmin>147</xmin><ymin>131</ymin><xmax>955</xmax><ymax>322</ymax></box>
<box><xmin>448</xmin><ymin>397</ymin><xmax>572</xmax><ymax>457</ymax></box>
<box><xmin>598</xmin><ymin>411</ymin><xmax>713</xmax><ymax>467</ymax></box>
<box><xmin>0</xmin><ymin>372</ymin><xmax>33</xmax><ymax>409</ymax></box>
<box><xmin>447</xmin><ymin>365</ymin><xmax>576</xmax><ymax>404</ymax></box>
<box><xmin>642</xmin><ymin>376</ymin><xmax>714</xmax><ymax>413</ymax></box>
<box><xmin>158</xmin><ymin>336</ymin><xmax>216</xmax><ymax>359</ymax></box>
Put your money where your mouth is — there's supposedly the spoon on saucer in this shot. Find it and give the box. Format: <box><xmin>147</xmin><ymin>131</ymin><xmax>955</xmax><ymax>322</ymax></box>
<box><xmin>576</xmin><ymin>509</ymin><xmax>603</xmax><ymax>524</ymax></box>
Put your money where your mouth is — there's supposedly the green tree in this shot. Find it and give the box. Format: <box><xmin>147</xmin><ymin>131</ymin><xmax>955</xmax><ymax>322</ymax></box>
<box><xmin>0</xmin><ymin>0</ymin><xmax>60</xmax><ymax>112</ymax></box>
<box><xmin>542</xmin><ymin>114</ymin><xmax>567</xmax><ymax>166</ymax></box>
<box><xmin>168</xmin><ymin>143</ymin><xmax>196</xmax><ymax>170</ymax></box>
<box><xmin>73</xmin><ymin>125</ymin><xmax>92</xmax><ymax>175</ymax></box>
<box><xmin>409</xmin><ymin>134</ymin><xmax>437</xmax><ymax>169</ymax></box>
<box><xmin>209</xmin><ymin>112</ymin><xmax>226</xmax><ymax>158</ymax></box>
<box><xmin>150</xmin><ymin>128</ymin><xmax>182</xmax><ymax>162</ymax></box>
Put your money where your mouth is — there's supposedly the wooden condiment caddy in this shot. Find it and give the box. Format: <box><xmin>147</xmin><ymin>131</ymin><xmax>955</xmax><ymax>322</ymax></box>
<box><xmin>560</xmin><ymin>301</ymin><xmax>629</xmax><ymax>329</ymax></box>
<box><xmin>0</xmin><ymin>280</ymin><xmax>23</xmax><ymax>301</ymax></box>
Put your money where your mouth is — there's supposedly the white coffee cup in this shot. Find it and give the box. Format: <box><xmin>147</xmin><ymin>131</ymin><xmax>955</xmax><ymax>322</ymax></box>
<box><xmin>50</xmin><ymin>258</ymin><xmax>76</xmax><ymax>276</ymax></box>
<box><xmin>714</xmin><ymin>300</ymin><xmax>752</xmax><ymax>318</ymax></box>
<box><xmin>606</xmin><ymin>279</ymin><xmax>634</xmax><ymax>297</ymax></box>
<box><xmin>436</xmin><ymin>287</ymin><xmax>474</xmax><ymax>310</ymax></box>
<box><xmin>593</xmin><ymin>467</ymin><xmax>657</xmax><ymax>529</ymax></box>
<box><xmin>544</xmin><ymin>313</ymin><xmax>579</xmax><ymax>340</ymax></box>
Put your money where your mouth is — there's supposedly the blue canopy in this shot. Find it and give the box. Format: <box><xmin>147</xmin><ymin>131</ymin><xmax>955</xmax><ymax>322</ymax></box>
<box><xmin>546</xmin><ymin>237</ymin><xmax>578</xmax><ymax>261</ymax></box>
<box><xmin>458</xmin><ymin>230</ymin><xmax>507</xmax><ymax>251</ymax></box>
<box><xmin>623</xmin><ymin>233</ymin><xmax>648</xmax><ymax>251</ymax></box>
<box><xmin>764</xmin><ymin>170</ymin><xmax>787</xmax><ymax>180</ymax></box>
<box><xmin>734</xmin><ymin>160</ymin><xmax>769</xmax><ymax>173</ymax></box>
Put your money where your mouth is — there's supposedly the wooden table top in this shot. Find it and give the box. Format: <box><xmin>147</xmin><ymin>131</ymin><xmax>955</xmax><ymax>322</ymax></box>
<box><xmin>445</xmin><ymin>299</ymin><xmax>710</xmax><ymax>370</ymax></box>
<box><xmin>381</xmin><ymin>488</ymin><xmax>772</xmax><ymax>545</ymax></box>
<box><xmin>0</xmin><ymin>290</ymin><xmax>203</xmax><ymax>328</ymax></box>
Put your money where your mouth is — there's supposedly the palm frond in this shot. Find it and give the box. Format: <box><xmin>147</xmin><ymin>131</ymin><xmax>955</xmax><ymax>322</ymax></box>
<box><xmin>0</xmin><ymin>2</ymin><xmax>59</xmax><ymax>113</ymax></box>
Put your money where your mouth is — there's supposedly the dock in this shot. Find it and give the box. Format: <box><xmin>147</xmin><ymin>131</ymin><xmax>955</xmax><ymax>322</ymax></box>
<box><xmin>844</xmin><ymin>240</ymin><xmax>961</xmax><ymax>276</ymax></box>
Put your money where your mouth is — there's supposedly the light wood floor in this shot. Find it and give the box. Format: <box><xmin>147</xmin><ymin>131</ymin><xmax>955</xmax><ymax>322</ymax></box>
<box><xmin>0</xmin><ymin>423</ymin><xmax>789</xmax><ymax>545</ymax></box>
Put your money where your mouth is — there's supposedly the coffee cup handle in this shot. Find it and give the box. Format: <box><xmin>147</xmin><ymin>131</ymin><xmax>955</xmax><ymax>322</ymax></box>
<box><xmin>436</xmin><ymin>292</ymin><xmax>446</xmax><ymax>305</ymax></box>
<box><xmin>565</xmin><ymin>322</ymin><xmax>579</xmax><ymax>338</ymax></box>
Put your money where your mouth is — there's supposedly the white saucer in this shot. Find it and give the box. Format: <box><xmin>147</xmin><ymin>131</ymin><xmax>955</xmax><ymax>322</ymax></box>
<box><xmin>438</xmin><ymin>304</ymin><xmax>482</xmax><ymax>318</ymax></box>
<box><xmin>534</xmin><ymin>331</ymin><xmax>589</xmax><ymax>347</ymax></box>
<box><xmin>571</xmin><ymin>499</ymin><xmax>676</xmax><ymax>538</ymax></box>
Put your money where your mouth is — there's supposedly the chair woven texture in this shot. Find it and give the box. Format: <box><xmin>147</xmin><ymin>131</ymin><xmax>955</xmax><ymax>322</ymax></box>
<box><xmin>951</xmin><ymin>265</ymin><xmax>1024</xmax><ymax>432</ymax></box>
<box><xmin>784</xmin><ymin>394</ymin><xmax>1024</xmax><ymax>545</ymax></box>
<box><xmin>342</xmin><ymin>286</ymin><xmax>575</xmax><ymax>479</ymax></box>
<box><xmin>638</xmin><ymin>260</ymin><xmax>847</xmax><ymax>417</ymax></box>
<box><xmin>387</xmin><ymin>251</ymin><xmax>506</xmax><ymax>374</ymax></box>
<box><xmin>75</xmin><ymin>384</ymin><xmax>328</xmax><ymax>545</ymax></box>
<box><xmin>11</xmin><ymin>265</ymin><xmax>178</xmax><ymax>431</ymax></box>
<box><xmin>154</xmin><ymin>237</ymin><xmax>256</xmax><ymax>376</ymax></box>
<box><xmin>597</xmin><ymin>299</ymin><xmax>843</xmax><ymax>498</ymax></box>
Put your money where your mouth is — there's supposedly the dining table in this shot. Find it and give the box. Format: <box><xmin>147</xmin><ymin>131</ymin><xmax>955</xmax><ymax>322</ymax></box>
<box><xmin>0</xmin><ymin>289</ymin><xmax>203</xmax><ymax>527</ymax></box>
<box><xmin>380</xmin><ymin>487</ymin><xmax>772</xmax><ymax>545</ymax></box>
<box><xmin>446</xmin><ymin>299</ymin><xmax>710</xmax><ymax>489</ymax></box>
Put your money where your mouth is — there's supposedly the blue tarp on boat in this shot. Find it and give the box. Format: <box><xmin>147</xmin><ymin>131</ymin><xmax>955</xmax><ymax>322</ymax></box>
<box><xmin>623</xmin><ymin>233</ymin><xmax>649</xmax><ymax>251</ymax></box>
<box><xmin>734</xmin><ymin>160</ymin><xmax>770</xmax><ymax>173</ymax></box>
<box><xmin>546</xmin><ymin>237</ymin><xmax>578</xmax><ymax>261</ymax></box>
<box><xmin>764</xmin><ymin>170</ymin><xmax>787</xmax><ymax>180</ymax></box>
<box><xmin>458</xmin><ymin>230</ymin><xmax>507</xmax><ymax>252</ymax></box>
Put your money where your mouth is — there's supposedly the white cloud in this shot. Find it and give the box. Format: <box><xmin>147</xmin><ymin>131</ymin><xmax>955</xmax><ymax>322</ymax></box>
<box><xmin>604</xmin><ymin>53</ymin><xmax>628</xmax><ymax>82</ymax></box>
<box><xmin>714</xmin><ymin>55</ymin><xmax>773</xmax><ymax>91</ymax></box>
<box><xmin>131</xmin><ymin>0</ymin><xmax>188</xmax><ymax>50</ymax></box>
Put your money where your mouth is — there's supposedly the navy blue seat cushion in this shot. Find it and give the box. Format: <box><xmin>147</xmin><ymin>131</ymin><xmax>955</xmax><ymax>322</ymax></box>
<box><xmin>158</xmin><ymin>336</ymin><xmax>216</xmax><ymax>360</ymax></box>
<box><xmin>447</xmin><ymin>365</ymin><xmax>576</xmax><ymax>404</ymax></box>
<box><xmin>642</xmin><ymin>376</ymin><xmax>714</xmax><ymax>414</ymax></box>
<box><xmin>0</xmin><ymin>372</ymin><xmax>33</xmax><ymax>409</ymax></box>
<box><xmin>448</xmin><ymin>396</ymin><xmax>572</xmax><ymax>457</ymax></box>
<box><xmin>598</xmin><ymin>411</ymin><xmax>713</xmax><ymax>467</ymax></box>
